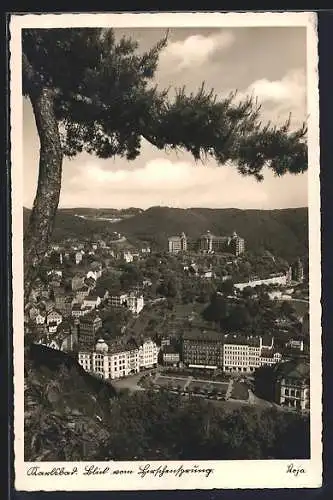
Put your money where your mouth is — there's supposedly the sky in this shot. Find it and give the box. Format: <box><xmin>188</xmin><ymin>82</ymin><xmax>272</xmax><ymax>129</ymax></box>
<box><xmin>23</xmin><ymin>26</ymin><xmax>308</xmax><ymax>210</ymax></box>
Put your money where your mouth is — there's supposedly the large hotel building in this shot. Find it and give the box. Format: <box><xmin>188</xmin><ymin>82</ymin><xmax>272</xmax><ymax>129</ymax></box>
<box><xmin>182</xmin><ymin>330</ymin><xmax>282</xmax><ymax>373</ymax></box>
<box><xmin>168</xmin><ymin>230</ymin><xmax>245</xmax><ymax>256</ymax></box>
<box><xmin>168</xmin><ymin>232</ymin><xmax>188</xmax><ymax>254</ymax></box>
<box><xmin>199</xmin><ymin>230</ymin><xmax>245</xmax><ymax>256</ymax></box>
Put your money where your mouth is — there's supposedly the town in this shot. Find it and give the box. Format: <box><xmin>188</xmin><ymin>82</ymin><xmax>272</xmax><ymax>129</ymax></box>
<box><xmin>25</xmin><ymin>227</ymin><xmax>309</xmax><ymax>412</ymax></box>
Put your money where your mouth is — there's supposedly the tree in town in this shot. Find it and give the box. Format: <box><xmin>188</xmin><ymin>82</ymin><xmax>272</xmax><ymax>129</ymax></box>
<box><xmin>23</xmin><ymin>28</ymin><xmax>307</xmax><ymax>302</ymax></box>
<box><xmin>202</xmin><ymin>292</ymin><xmax>228</xmax><ymax>325</ymax></box>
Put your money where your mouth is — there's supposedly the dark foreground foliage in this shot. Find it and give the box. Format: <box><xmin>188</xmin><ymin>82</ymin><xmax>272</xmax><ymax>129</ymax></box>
<box><xmin>25</xmin><ymin>346</ymin><xmax>310</xmax><ymax>461</ymax></box>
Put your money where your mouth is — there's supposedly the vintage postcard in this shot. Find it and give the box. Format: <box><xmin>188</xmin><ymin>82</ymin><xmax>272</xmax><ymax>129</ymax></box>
<box><xmin>10</xmin><ymin>11</ymin><xmax>322</xmax><ymax>491</ymax></box>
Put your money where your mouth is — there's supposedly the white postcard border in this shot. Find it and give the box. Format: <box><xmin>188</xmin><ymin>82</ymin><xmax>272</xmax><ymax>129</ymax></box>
<box><xmin>10</xmin><ymin>11</ymin><xmax>322</xmax><ymax>491</ymax></box>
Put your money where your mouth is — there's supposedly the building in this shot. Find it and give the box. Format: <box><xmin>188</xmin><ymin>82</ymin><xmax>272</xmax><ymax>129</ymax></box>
<box><xmin>182</xmin><ymin>329</ymin><xmax>223</xmax><ymax>369</ymax></box>
<box><xmin>199</xmin><ymin>231</ymin><xmax>228</xmax><ymax>253</ymax></box>
<box><xmin>274</xmin><ymin>360</ymin><xmax>310</xmax><ymax>410</ymax></box>
<box><xmin>37</xmin><ymin>335</ymin><xmax>60</xmax><ymax>350</ymax></box>
<box><xmin>47</xmin><ymin>269</ymin><xmax>63</xmax><ymax>279</ymax></box>
<box><xmin>46</xmin><ymin>310</ymin><xmax>63</xmax><ymax>326</ymax></box>
<box><xmin>139</xmin><ymin>338</ymin><xmax>159</xmax><ymax>369</ymax></box>
<box><xmin>230</xmin><ymin>231</ymin><xmax>245</xmax><ymax>256</ymax></box>
<box><xmin>126</xmin><ymin>292</ymin><xmax>144</xmax><ymax>315</ymax></box>
<box><xmin>234</xmin><ymin>272</ymin><xmax>289</xmax><ymax>291</ymax></box>
<box><xmin>78</xmin><ymin>339</ymin><xmax>140</xmax><ymax>380</ymax></box>
<box><xmin>198</xmin><ymin>230</ymin><xmax>245</xmax><ymax>256</ymax></box>
<box><xmin>222</xmin><ymin>334</ymin><xmax>281</xmax><ymax>373</ymax></box>
<box><xmin>286</xmin><ymin>337</ymin><xmax>305</xmax><ymax>352</ymax></box>
<box><xmin>168</xmin><ymin>233</ymin><xmax>188</xmax><ymax>254</ymax></box>
<box><xmin>83</xmin><ymin>294</ymin><xmax>102</xmax><ymax>310</ymax></box>
<box><xmin>71</xmin><ymin>303</ymin><xmax>87</xmax><ymax>319</ymax></box>
<box><xmin>108</xmin><ymin>292</ymin><xmax>144</xmax><ymax>315</ymax></box>
<box><xmin>87</xmin><ymin>269</ymin><xmax>102</xmax><ymax>280</ymax></box>
<box><xmin>75</xmin><ymin>252</ymin><xmax>83</xmax><ymax>265</ymax></box>
<box><xmin>123</xmin><ymin>251</ymin><xmax>134</xmax><ymax>263</ymax></box>
<box><xmin>109</xmin><ymin>293</ymin><xmax>128</xmax><ymax>308</ymax></box>
<box><xmin>78</xmin><ymin>338</ymin><xmax>159</xmax><ymax>380</ymax></box>
<box><xmin>76</xmin><ymin>286</ymin><xmax>90</xmax><ymax>302</ymax></box>
<box><xmin>163</xmin><ymin>346</ymin><xmax>180</xmax><ymax>366</ymax></box>
<box><xmin>55</xmin><ymin>294</ymin><xmax>68</xmax><ymax>314</ymax></box>
<box><xmin>58</xmin><ymin>321</ymin><xmax>78</xmax><ymax>352</ymax></box>
<box><xmin>35</xmin><ymin>313</ymin><xmax>46</xmax><ymax>325</ymax></box>
<box><xmin>78</xmin><ymin>314</ymin><xmax>102</xmax><ymax>348</ymax></box>
<box><xmin>72</xmin><ymin>275</ymin><xmax>85</xmax><ymax>291</ymax></box>
<box><xmin>47</xmin><ymin>321</ymin><xmax>59</xmax><ymax>334</ymax></box>
<box><xmin>61</xmin><ymin>297</ymin><xmax>74</xmax><ymax>317</ymax></box>
<box><xmin>292</xmin><ymin>258</ymin><xmax>304</xmax><ymax>283</ymax></box>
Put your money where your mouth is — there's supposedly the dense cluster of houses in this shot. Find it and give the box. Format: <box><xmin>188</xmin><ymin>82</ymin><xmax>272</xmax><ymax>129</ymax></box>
<box><xmin>24</xmin><ymin>238</ymin><xmax>151</xmax><ymax>360</ymax></box>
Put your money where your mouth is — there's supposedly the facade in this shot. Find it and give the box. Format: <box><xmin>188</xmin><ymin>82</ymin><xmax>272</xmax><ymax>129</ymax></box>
<box><xmin>62</xmin><ymin>297</ymin><xmax>74</xmax><ymax>317</ymax></box>
<box><xmin>71</xmin><ymin>304</ymin><xmax>90</xmax><ymax>319</ymax></box>
<box><xmin>78</xmin><ymin>314</ymin><xmax>102</xmax><ymax>348</ymax></box>
<box><xmin>109</xmin><ymin>293</ymin><xmax>128</xmax><ymax>308</ymax></box>
<box><xmin>55</xmin><ymin>293</ymin><xmax>72</xmax><ymax>314</ymax></box>
<box><xmin>286</xmin><ymin>338</ymin><xmax>305</xmax><ymax>351</ymax></box>
<box><xmin>35</xmin><ymin>314</ymin><xmax>46</xmax><ymax>325</ymax></box>
<box><xmin>234</xmin><ymin>273</ymin><xmax>289</xmax><ymax>291</ymax></box>
<box><xmin>139</xmin><ymin>338</ymin><xmax>159</xmax><ymax>369</ymax></box>
<box><xmin>222</xmin><ymin>335</ymin><xmax>281</xmax><ymax>373</ymax></box>
<box><xmin>78</xmin><ymin>338</ymin><xmax>159</xmax><ymax>380</ymax></box>
<box><xmin>126</xmin><ymin>293</ymin><xmax>144</xmax><ymax>315</ymax></box>
<box><xmin>230</xmin><ymin>232</ymin><xmax>245</xmax><ymax>256</ymax></box>
<box><xmin>47</xmin><ymin>321</ymin><xmax>58</xmax><ymax>334</ymax></box>
<box><xmin>75</xmin><ymin>252</ymin><xmax>83</xmax><ymax>265</ymax></box>
<box><xmin>182</xmin><ymin>330</ymin><xmax>223</xmax><ymax>369</ymax></box>
<box><xmin>274</xmin><ymin>360</ymin><xmax>310</xmax><ymax>410</ymax></box>
<box><xmin>123</xmin><ymin>251</ymin><xmax>134</xmax><ymax>263</ymax></box>
<box><xmin>83</xmin><ymin>294</ymin><xmax>102</xmax><ymax>309</ymax></box>
<box><xmin>168</xmin><ymin>233</ymin><xmax>188</xmax><ymax>254</ymax></box>
<box><xmin>46</xmin><ymin>310</ymin><xmax>63</xmax><ymax>326</ymax></box>
<box><xmin>163</xmin><ymin>346</ymin><xmax>180</xmax><ymax>366</ymax></box>
<box><xmin>198</xmin><ymin>230</ymin><xmax>245</xmax><ymax>256</ymax></box>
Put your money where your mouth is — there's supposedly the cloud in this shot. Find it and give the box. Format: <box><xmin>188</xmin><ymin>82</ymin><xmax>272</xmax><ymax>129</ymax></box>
<box><xmin>159</xmin><ymin>31</ymin><xmax>235</xmax><ymax>71</ymax></box>
<box><xmin>232</xmin><ymin>68</ymin><xmax>306</xmax><ymax>129</ymax></box>
<box><xmin>246</xmin><ymin>68</ymin><xmax>306</xmax><ymax>104</ymax></box>
<box><xmin>59</xmin><ymin>157</ymin><xmax>307</xmax><ymax>210</ymax></box>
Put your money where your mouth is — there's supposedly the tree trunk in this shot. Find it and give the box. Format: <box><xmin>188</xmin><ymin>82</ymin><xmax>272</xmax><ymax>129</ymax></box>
<box><xmin>24</xmin><ymin>88</ymin><xmax>63</xmax><ymax>304</ymax></box>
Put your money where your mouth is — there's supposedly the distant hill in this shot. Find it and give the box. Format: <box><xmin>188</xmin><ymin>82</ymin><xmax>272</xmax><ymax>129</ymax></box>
<box><xmin>23</xmin><ymin>207</ymin><xmax>141</xmax><ymax>241</ymax></box>
<box><xmin>114</xmin><ymin>206</ymin><xmax>308</xmax><ymax>262</ymax></box>
<box><xmin>23</xmin><ymin>206</ymin><xmax>308</xmax><ymax>262</ymax></box>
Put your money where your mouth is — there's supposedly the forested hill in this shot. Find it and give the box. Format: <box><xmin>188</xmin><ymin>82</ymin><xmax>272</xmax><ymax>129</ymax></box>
<box><xmin>23</xmin><ymin>206</ymin><xmax>308</xmax><ymax>262</ymax></box>
<box><xmin>114</xmin><ymin>206</ymin><xmax>308</xmax><ymax>261</ymax></box>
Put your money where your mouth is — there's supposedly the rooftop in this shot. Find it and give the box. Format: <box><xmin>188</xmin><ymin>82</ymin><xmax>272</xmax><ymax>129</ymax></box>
<box><xmin>183</xmin><ymin>329</ymin><xmax>223</xmax><ymax>342</ymax></box>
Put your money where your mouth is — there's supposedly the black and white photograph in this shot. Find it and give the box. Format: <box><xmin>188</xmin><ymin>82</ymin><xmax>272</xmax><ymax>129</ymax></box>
<box><xmin>11</xmin><ymin>12</ymin><xmax>322</xmax><ymax>491</ymax></box>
